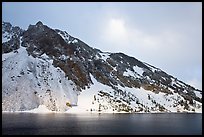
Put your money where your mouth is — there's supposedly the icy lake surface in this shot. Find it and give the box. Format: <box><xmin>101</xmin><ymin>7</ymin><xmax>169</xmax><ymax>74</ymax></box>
<box><xmin>2</xmin><ymin>113</ymin><xmax>202</xmax><ymax>135</ymax></box>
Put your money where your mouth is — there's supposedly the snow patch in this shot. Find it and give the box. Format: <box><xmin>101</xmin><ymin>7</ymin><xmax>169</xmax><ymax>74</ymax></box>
<box><xmin>59</xmin><ymin>54</ymin><xmax>69</xmax><ymax>61</ymax></box>
<box><xmin>133</xmin><ymin>66</ymin><xmax>144</xmax><ymax>76</ymax></box>
<box><xmin>194</xmin><ymin>90</ymin><xmax>202</xmax><ymax>98</ymax></box>
<box><xmin>123</xmin><ymin>69</ymin><xmax>135</xmax><ymax>77</ymax></box>
<box><xmin>22</xmin><ymin>105</ymin><xmax>52</xmax><ymax>113</ymax></box>
<box><xmin>2</xmin><ymin>31</ymin><xmax>12</xmax><ymax>43</ymax></box>
<box><xmin>72</xmin><ymin>39</ymin><xmax>78</xmax><ymax>43</ymax></box>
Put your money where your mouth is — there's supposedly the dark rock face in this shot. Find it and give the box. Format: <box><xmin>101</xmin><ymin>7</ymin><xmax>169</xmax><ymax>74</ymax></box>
<box><xmin>2</xmin><ymin>21</ymin><xmax>202</xmax><ymax>111</ymax></box>
<box><xmin>21</xmin><ymin>22</ymin><xmax>95</xmax><ymax>90</ymax></box>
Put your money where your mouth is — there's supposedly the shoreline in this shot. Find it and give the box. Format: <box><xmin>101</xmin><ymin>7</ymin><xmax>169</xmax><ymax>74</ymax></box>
<box><xmin>2</xmin><ymin>111</ymin><xmax>202</xmax><ymax>114</ymax></box>
<box><xmin>2</xmin><ymin>105</ymin><xmax>202</xmax><ymax>114</ymax></box>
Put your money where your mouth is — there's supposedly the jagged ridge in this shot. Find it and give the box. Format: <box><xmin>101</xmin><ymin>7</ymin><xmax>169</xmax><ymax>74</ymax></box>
<box><xmin>2</xmin><ymin>21</ymin><xmax>202</xmax><ymax>112</ymax></box>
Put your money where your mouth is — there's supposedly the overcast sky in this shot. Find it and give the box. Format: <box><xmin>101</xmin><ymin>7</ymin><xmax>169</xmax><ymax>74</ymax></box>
<box><xmin>2</xmin><ymin>2</ymin><xmax>202</xmax><ymax>90</ymax></box>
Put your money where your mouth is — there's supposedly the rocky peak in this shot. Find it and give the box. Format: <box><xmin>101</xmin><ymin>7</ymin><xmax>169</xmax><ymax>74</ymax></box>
<box><xmin>2</xmin><ymin>21</ymin><xmax>24</xmax><ymax>53</ymax></box>
<box><xmin>2</xmin><ymin>21</ymin><xmax>23</xmax><ymax>36</ymax></box>
<box><xmin>36</xmin><ymin>21</ymin><xmax>43</xmax><ymax>26</ymax></box>
<box><xmin>2</xmin><ymin>22</ymin><xmax>12</xmax><ymax>33</ymax></box>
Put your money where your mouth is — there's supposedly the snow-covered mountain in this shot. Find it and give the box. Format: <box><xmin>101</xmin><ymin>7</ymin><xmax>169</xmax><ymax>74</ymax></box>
<box><xmin>2</xmin><ymin>21</ymin><xmax>202</xmax><ymax>113</ymax></box>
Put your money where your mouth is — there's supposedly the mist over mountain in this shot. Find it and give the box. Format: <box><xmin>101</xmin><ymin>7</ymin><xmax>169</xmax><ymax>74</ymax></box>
<box><xmin>2</xmin><ymin>21</ymin><xmax>202</xmax><ymax>113</ymax></box>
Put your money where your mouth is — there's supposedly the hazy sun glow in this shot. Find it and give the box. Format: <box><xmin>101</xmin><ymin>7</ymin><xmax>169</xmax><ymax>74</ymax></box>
<box><xmin>108</xmin><ymin>18</ymin><xmax>126</xmax><ymax>39</ymax></box>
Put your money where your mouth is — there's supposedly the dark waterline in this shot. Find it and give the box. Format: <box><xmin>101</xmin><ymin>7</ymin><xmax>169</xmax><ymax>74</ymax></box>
<box><xmin>2</xmin><ymin>113</ymin><xmax>202</xmax><ymax>135</ymax></box>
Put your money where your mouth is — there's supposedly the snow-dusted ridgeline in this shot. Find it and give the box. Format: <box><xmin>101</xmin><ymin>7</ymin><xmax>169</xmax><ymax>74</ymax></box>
<box><xmin>2</xmin><ymin>21</ymin><xmax>202</xmax><ymax>113</ymax></box>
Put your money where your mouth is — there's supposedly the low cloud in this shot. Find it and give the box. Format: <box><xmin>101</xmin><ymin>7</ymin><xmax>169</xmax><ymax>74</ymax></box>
<box><xmin>98</xmin><ymin>13</ymin><xmax>201</xmax><ymax>88</ymax></box>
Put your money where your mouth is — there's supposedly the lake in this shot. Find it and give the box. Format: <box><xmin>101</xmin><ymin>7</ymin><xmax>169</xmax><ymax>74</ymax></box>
<box><xmin>2</xmin><ymin>113</ymin><xmax>202</xmax><ymax>135</ymax></box>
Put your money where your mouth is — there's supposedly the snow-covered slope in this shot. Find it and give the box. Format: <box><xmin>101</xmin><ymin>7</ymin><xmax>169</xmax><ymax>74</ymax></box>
<box><xmin>69</xmin><ymin>74</ymin><xmax>202</xmax><ymax>113</ymax></box>
<box><xmin>2</xmin><ymin>46</ymin><xmax>79</xmax><ymax>112</ymax></box>
<box><xmin>2</xmin><ymin>21</ymin><xmax>202</xmax><ymax>113</ymax></box>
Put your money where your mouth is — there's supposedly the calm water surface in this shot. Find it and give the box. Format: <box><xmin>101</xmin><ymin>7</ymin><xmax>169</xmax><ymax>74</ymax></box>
<box><xmin>2</xmin><ymin>113</ymin><xmax>202</xmax><ymax>135</ymax></box>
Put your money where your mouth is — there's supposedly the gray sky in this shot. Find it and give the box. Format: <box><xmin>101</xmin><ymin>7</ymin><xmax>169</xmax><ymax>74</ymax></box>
<box><xmin>2</xmin><ymin>2</ymin><xmax>202</xmax><ymax>90</ymax></box>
